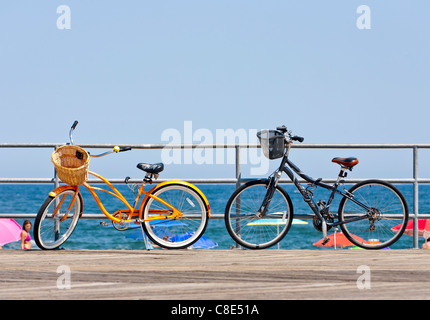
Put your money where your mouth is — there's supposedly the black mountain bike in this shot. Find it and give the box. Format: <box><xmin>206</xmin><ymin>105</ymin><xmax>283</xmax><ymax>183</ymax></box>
<box><xmin>225</xmin><ymin>126</ymin><xmax>409</xmax><ymax>249</ymax></box>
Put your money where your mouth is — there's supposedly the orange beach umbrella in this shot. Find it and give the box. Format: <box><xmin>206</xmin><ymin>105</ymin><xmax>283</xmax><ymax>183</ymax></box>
<box><xmin>313</xmin><ymin>232</ymin><xmax>368</xmax><ymax>248</ymax></box>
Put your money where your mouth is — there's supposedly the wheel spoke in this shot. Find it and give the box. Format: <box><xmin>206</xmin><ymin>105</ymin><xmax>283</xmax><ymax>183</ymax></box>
<box><xmin>340</xmin><ymin>181</ymin><xmax>408</xmax><ymax>249</ymax></box>
<box><xmin>35</xmin><ymin>190</ymin><xmax>81</xmax><ymax>250</ymax></box>
<box><xmin>143</xmin><ymin>185</ymin><xmax>208</xmax><ymax>249</ymax></box>
<box><xmin>225</xmin><ymin>181</ymin><xmax>292</xmax><ymax>249</ymax></box>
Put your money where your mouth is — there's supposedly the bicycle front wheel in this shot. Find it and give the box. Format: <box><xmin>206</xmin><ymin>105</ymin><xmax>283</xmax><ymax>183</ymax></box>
<box><xmin>338</xmin><ymin>179</ymin><xmax>409</xmax><ymax>249</ymax></box>
<box><xmin>34</xmin><ymin>189</ymin><xmax>82</xmax><ymax>250</ymax></box>
<box><xmin>225</xmin><ymin>180</ymin><xmax>293</xmax><ymax>249</ymax></box>
<box><xmin>142</xmin><ymin>184</ymin><xmax>209</xmax><ymax>249</ymax></box>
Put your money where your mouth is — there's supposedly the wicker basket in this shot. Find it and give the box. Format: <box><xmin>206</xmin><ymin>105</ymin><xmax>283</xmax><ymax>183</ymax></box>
<box><xmin>51</xmin><ymin>145</ymin><xmax>90</xmax><ymax>186</ymax></box>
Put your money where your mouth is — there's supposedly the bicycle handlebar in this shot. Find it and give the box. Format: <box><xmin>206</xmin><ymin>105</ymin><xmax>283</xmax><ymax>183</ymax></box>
<box><xmin>276</xmin><ymin>125</ymin><xmax>304</xmax><ymax>143</ymax></box>
<box><xmin>91</xmin><ymin>146</ymin><xmax>132</xmax><ymax>158</ymax></box>
<box><xmin>291</xmin><ymin>135</ymin><xmax>304</xmax><ymax>143</ymax></box>
<box><xmin>68</xmin><ymin>121</ymin><xmax>132</xmax><ymax>156</ymax></box>
<box><xmin>69</xmin><ymin>120</ymin><xmax>79</xmax><ymax>145</ymax></box>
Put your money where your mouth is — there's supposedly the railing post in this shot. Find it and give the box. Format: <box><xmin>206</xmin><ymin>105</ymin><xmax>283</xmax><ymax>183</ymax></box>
<box><xmin>54</xmin><ymin>146</ymin><xmax>60</xmax><ymax>189</ymax></box>
<box><xmin>54</xmin><ymin>146</ymin><xmax>60</xmax><ymax>240</ymax></box>
<box><xmin>413</xmin><ymin>146</ymin><xmax>419</xmax><ymax>249</ymax></box>
<box><xmin>235</xmin><ymin>146</ymin><xmax>241</xmax><ymax>189</ymax></box>
<box><xmin>235</xmin><ymin>146</ymin><xmax>241</xmax><ymax>248</ymax></box>
<box><xmin>54</xmin><ymin>169</ymin><xmax>59</xmax><ymax>189</ymax></box>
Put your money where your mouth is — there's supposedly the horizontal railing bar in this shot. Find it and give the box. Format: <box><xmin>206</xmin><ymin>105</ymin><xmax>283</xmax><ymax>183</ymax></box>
<box><xmin>292</xmin><ymin>144</ymin><xmax>430</xmax><ymax>149</ymax></box>
<box><xmin>0</xmin><ymin>213</ymin><xmax>226</xmax><ymax>219</ymax></box>
<box><xmin>2</xmin><ymin>143</ymin><xmax>430</xmax><ymax>149</ymax></box>
<box><xmin>2</xmin><ymin>178</ymin><xmax>430</xmax><ymax>184</ymax></box>
<box><xmin>2</xmin><ymin>213</ymin><xmax>430</xmax><ymax>220</ymax></box>
<box><xmin>0</xmin><ymin>178</ymin><xmax>238</xmax><ymax>184</ymax></box>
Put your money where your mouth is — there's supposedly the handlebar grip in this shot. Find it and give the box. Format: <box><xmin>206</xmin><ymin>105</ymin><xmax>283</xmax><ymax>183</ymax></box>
<box><xmin>292</xmin><ymin>136</ymin><xmax>304</xmax><ymax>143</ymax></box>
<box><xmin>71</xmin><ymin>121</ymin><xmax>78</xmax><ymax>130</ymax></box>
<box><xmin>114</xmin><ymin>146</ymin><xmax>132</xmax><ymax>152</ymax></box>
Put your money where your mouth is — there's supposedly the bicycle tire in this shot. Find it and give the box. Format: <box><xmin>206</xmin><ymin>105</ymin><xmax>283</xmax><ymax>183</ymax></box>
<box><xmin>338</xmin><ymin>179</ymin><xmax>409</xmax><ymax>249</ymax></box>
<box><xmin>34</xmin><ymin>189</ymin><xmax>82</xmax><ymax>250</ymax></box>
<box><xmin>141</xmin><ymin>183</ymin><xmax>209</xmax><ymax>249</ymax></box>
<box><xmin>224</xmin><ymin>180</ymin><xmax>294</xmax><ymax>249</ymax></box>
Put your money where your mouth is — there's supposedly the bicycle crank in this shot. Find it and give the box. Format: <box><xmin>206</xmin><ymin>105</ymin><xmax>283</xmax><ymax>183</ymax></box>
<box><xmin>112</xmin><ymin>212</ymin><xmax>131</xmax><ymax>231</ymax></box>
<box><xmin>313</xmin><ymin>215</ymin><xmax>333</xmax><ymax>244</ymax></box>
<box><xmin>313</xmin><ymin>215</ymin><xmax>333</xmax><ymax>232</ymax></box>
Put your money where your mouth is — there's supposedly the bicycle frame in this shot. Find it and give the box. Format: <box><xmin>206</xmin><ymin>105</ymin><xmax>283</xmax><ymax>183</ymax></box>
<box><xmin>266</xmin><ymin>146</ymin><xmax>374</xmax><ymax>228</ymax></box>
<box><xmin>49</xmin><ymin>170</ymin><xmax>211</xmax><ymax>226</ymax></box>
<box><xmin>50</xmin><ymin>171</ymin><xmax>185</xmax><ymax>225</ymax></box>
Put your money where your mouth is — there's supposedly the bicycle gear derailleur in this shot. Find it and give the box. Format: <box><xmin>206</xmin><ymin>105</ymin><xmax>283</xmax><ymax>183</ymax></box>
<box><xmin>313</xmin><ymin>201</ymin><xmax>334</xmax><ymax>232</ymax></box>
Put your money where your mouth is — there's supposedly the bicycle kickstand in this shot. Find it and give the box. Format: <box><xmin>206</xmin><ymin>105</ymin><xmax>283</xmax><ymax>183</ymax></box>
<box><xmin>321</xmin><ymin>219</ymin><xmax>329</xmax><ymax>245</ymax></box>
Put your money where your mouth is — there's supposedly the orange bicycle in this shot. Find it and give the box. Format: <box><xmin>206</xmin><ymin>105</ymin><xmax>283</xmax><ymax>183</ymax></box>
<box><xmin>34</xmin><ymin>121</ymin><xmax>210</xmax><ymax>250</ymax></box>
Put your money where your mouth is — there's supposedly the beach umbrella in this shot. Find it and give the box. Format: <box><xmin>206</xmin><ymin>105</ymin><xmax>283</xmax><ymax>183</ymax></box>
<box><xmin>125</xmin><ymin>220</ymin><xmax>218</xmax><ymax>249</ymax></box>
<box><xmin>0</xmin><ymin>219</ymin><xmax>22</xmax><ymax>246</ymax></box>
<box><xmin>126</xmin><ymin>229</ymin><xmax>218</xmax><ymax>249</ymax></box>
<box><xmin>169</xmin><ymin>231</ymin><xmax>218</xmax><ymax>249</ymax></box>
<box><xmin>246</xmin><ymin>218</ymin><xmax>308</xmax><ymax>249</ymax></box>
<box><xmin>391</xmin><ymin>219</ymin><xmax>430</xmax><ymax>237</ymax></box>
<box><xmin>124</xmin><ymin>220</ymin><xmax>181</xmax><ymax>249</ymax></box>
<box><xmin>191</xmin><ymin>235</ymin><xmax>218</xmax><ymax>249</ymax></box>
<box><xmin>126</xmin><ymin>229</ymin><xmax>172</xmax><ymax>241</ymax></box>
<box><xmin>124</xmin><ymin>220</ymin><xmax>187</xmax><ymax>249</ymax></box>
<box><xmin>247</xmin><ymin>218</ymin><xmax>308</xmax><ymax>226</ymax></box>
<box><xmin>313</xmin><ymin>232</ymin><xmax>368</xmax><ymax>249</ymax></box>
<box><xmin>145</xmin><ymin>219</ymin><xmax>187</xmax><ymax>241</ymax></box>
<box><xmin>126</xmin><ymin>229</ymin><xmax>155</xmax><ymax>250</ymax></box>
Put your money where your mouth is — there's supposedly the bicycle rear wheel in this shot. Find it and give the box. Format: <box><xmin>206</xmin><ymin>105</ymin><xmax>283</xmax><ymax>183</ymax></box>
<box><xmin>225</xmin><ymin>180</ymin><xmax>293</xmax><ymax>249</ymax></box>
<box><xmin>34</xmin><ymin>189</ymin><xmax>82</xmax><ymax>250</ymax></box>
<box><xmin>141</xmin><ymin>184</ymin><xmax>209</xmax><ymax>249</ymax></box>
<box><xmin>338</xmin><ymin>179</ymin><xmax>408</xmax><ymax>249</ymax></box>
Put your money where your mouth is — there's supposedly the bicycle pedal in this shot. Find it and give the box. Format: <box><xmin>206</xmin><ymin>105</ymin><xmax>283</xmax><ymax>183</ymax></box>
<box><xmin>322</xmin><ymin>237</ymin><xmax>330</xmax><ymax>245</ymax></box>
<box><xmin>100</xmin><ymin>221</ymin><xmax>111</xmax><ymax>227</ymax></box>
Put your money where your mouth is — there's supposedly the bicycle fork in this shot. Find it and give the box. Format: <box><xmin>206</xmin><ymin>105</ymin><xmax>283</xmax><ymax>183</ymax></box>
<box><xmin>257</xmin><ymin>171</ymin><xmax>282</xmax><ymax>218</ymax></box>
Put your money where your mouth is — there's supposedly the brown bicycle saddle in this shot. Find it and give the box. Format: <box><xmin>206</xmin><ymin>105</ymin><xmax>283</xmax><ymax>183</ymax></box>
<box><xmin>331</xmin><ymin>157</ymin><xmax>359</xmax><ymax>168</ymax></box>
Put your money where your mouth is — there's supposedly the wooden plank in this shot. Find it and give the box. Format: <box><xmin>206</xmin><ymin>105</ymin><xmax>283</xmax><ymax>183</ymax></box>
<box><xmin>1</xmin><ymin>249</ymin><xmax>429</xmax><ymax>300</ymax></box>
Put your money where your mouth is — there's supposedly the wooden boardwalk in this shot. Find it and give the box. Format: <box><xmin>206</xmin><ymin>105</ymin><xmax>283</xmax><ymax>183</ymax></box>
<box><xmin>1</xmin><ymin>249</ymin><xmax>430</xmax><ymax>300</ymax></box>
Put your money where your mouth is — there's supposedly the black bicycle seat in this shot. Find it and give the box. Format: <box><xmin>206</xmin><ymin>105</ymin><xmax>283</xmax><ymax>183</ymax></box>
<box><xmin>137</xmin><ymin>163</ymin><xmax>164</xmax><ymax>174</ymax></box>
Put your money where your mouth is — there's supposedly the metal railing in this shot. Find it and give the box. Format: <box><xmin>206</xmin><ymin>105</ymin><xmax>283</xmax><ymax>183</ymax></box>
<box><xmin>1</xmin><ymin>142</ymin><xmax>430</xmax><ymax>249</ymax></box>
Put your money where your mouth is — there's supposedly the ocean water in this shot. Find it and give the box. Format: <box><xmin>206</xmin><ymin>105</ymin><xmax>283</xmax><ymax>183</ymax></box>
<box><xmin>0</xmin><ymin>183</ymin><xmax>428</xmax><ymax>250</ymax></box>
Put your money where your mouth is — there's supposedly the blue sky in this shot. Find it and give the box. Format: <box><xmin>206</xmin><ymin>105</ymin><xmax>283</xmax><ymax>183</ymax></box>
<box><xmin>1</xmin><ymin>1</ymin><xmax>429</xmax><ymax>180</ymax></box>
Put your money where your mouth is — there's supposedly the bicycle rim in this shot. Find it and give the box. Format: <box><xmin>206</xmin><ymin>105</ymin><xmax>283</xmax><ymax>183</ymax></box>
<box><xmin>225</xmin><ymin>181</ymin><xmax>293</xmax><ymax>249</ymax></box>
<box><xmin>35</xmin><ymin>190</ymin><xmax>81</xmax><ymax>250</ymax></box>
<box><xmin>339</xmin><ymin>180</ymin><xmax>408</xmax><ymax>249</ymax></box>
<box><xmin>142</xmin><ymin>184</ymin><xmax>208</xmax><ymax>249</ymax></box>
